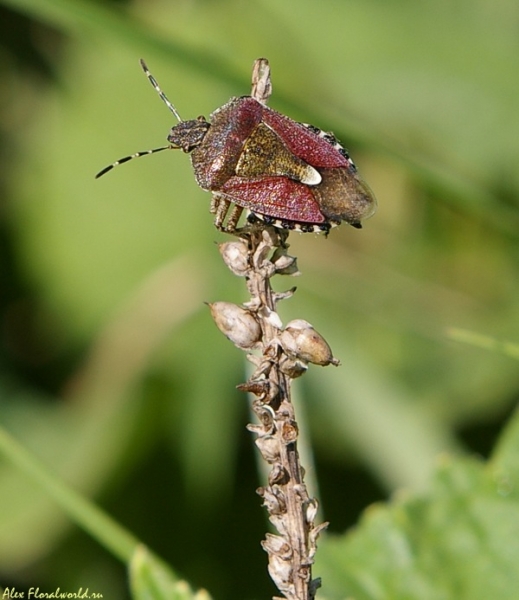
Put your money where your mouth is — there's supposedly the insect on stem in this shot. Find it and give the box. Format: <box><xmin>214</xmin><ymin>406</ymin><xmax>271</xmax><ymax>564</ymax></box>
<box><xmin>96</xmin><ymin>57</ymin><xmax>377</xmax><ymax>232</ymax></box>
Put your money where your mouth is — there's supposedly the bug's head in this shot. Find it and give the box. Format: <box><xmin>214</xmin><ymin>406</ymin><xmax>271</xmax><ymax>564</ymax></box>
<box><xmin>168</xmin><ymin>116</ymin><xmax>210</xmax><ymax>153</ymax></box>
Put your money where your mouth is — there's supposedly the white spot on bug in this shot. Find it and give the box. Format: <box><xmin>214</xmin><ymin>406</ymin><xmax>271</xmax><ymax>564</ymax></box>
<box><xmin>300</xmin><ymin>165</ymin><xmax>322</xmax><ymax>186</ymax></box>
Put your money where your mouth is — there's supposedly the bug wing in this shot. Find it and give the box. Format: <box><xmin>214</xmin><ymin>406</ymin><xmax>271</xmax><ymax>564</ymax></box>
<box><xmin>314</xmin><ymin>168</ymin><xmax>377</xmax><ymax>226</ymax></box>
<box><xmin>262</xmin><ymin>106</ymin><xmax>377</xmax><ymax>227</ymax></box>
<box><xmin>220</xmin><ymin>176</ymin><xmax>326</xmax><ymax>224</ymax></box>
<box><xmin>261</xmin><ymin>107</ymin><xmax>349</xmax><ymax>168</ymax></box>
<box><xmin>191</xmin><ymin>97</ymin><xmax>264</xmax><ymax>190</ymax></box>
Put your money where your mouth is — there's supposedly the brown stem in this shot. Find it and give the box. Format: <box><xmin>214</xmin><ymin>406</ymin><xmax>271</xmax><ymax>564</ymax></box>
<box><xmin>209</xmin><ymin>59</ymin><xmax>338</xmax><ymax>600</ymax></box>
<box><xmin>237</xmin><ymin>228</ymin><xmax>328</xmax><ymax>600</ymax></box>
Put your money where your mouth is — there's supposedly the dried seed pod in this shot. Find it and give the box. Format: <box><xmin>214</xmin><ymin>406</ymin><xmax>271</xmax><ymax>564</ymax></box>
<box><xmin>262</xmin><ymin>534</ymin><xmax>294</xmax><ymax>596</ymax></box>
<box><xmin>208</xmin><ymin>302</ymin><xmax>262</xmax><ymax>349</ymax></box>
<box><xmin>305</xmin><ymin>498</ymin><xmax>319</xmax><ymax>524</ymax></box>
<box><xmin>258</xmin><ymin>306</ymin><xmax>283</xmax><ymax>329</ymax></box>
<box><xmin>218</xmin><ymin>239</ymin><xmax>250</xmax><ymax>276</ymax></box>
<box><xmin>279</xmin><ymin>355</ymin><xmax>308</xmax><ymax>378</ymax></box>
<box><xmin>258</xmin><ymin>486</ymin><xmax>287</xmax><ymax>515</ymax></box>
<box><xmin>261</xmin><ymin>228</ymin><xmax>282</xmax><ymax>248</ymax></box>
<box><xmin>271</xmin><ymin>247</ymin><xmax>299</xmax><ymax>275</ymax></box>
<box><xmin>262</xmin><ymin>533</ymin><xmax>292</xmax><ymax>559</ymax></box>
<box><xmin>268</xmin><ymin>513</ymin><xmax>288</xmax><ymax>538</ymax></box>
<box><xmin>279</xmin><ymin>319</ymin><xmax>339</xmax><ymax>366</ymax></box>
<box><xmin>253</xmin><ymin>240</ymin><xmax>274</xmax><ymax>270</ymax></box>
<box><xmin>238</xmin><ymin>379</ymin><xmax>271</xmax><ymax>398</ymax></box>
<box><xmin>255</xmin><ymin>435</ymin><xmax>281</xmax><ymax>463</ymax></box>
<box><xmin>275</xmin><ymin>255</ymin><xmax>299</xmax><ymax>275</ymax></box>
<box><xmin>267</xmin><ymin>554</ymin><xmax>294</xmax><ymax>596</ymax></box>
<box><xmin>280</xmin><ymin>420</ymin><xmax>299</xmax><ymax>445</ymax></box>
<box><xmin>269</xmin><ymin>464</ymin><xmax>289</xmax><ymax>485</ymax></box>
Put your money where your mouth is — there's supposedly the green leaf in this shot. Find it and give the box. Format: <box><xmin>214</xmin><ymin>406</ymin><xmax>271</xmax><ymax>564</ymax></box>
<box><xmin>0</xmin><ymin>425</ymin><xmax>139</xmax><ymax>562</ymax></box>
<box><xmin>315</xmin><ymin>414</ymin><xmax>519</xmax><ymax>600</ymax></box>
<box><xmin>130</xmin><ymin>545</ymin><xmax>212</xmax><ymax>600</ymax></box>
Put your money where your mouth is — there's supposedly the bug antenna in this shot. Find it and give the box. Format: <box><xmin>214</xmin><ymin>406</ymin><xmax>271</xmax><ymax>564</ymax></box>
<box><xmin>95</xmin><ymin>146</ymin><xmax>171</xmax><ymax>178</ymax></box>
<box><xmin>140</xmin><ymin>59</ymin><xmax>183</xmax><ymax>122</ymax></box>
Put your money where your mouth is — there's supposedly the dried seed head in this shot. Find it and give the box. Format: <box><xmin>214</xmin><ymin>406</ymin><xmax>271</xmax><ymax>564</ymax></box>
<box><xmin>238</xmin><ymin>379</ymin><xmax>271</xmax><ymax>399</ymax></box>
<box><xmin>258</xmin><ymin>486</ymin><xmax>287</xmax><ymax>515</ymax></box>
<box><xmin>208</xmin><ymin>301</ymin><xmax>262</xmax><ymax>349</ymax></box>
<box><xmin>279</xmin><ymin>319</ymin><xmax>339</xmax><ymax>366</ymax></box>
<box><xmin>275</xmin><ymin>254</ymin><xmax>299</xmax><ymax>275</ymax></box>
<box><xmin>279</xmin><ymin>355</ymin><xmax>308</xmax><ymax>378</ymax></box>
<box><xmin>305</xmin><ymin>498</ymin><xmax>319</xmax><ymax>525</ymax></box>
<box><xmin>261</xmin><ymin>227</ymin><xmax>282</xmax><ymax>248</ymax></box>
<box><xmin>271</xmin><ymin>247</ymin><xmax>299</xmax><ymax>275</ymax></box>
<box><xmin>281</xmin><ymin>420</ymin><xmax>299</xmax><ymax>444</ymax></box>
<box><xmin>255</xmin><ymin>435</ymin><xmax>281</xmax><ymax>463</ymax></box>
<box><xmin>259</xmin><ymin>306</ymin><xmax>283</xmax><ymax>329</ymax></box>
<box><xmin>262</xmin><ymin>533</ymin><xmax>292</xmax><ymax>558</ymax></box>
<box><xmin>218</xmin><ymin>239</ymin><xmax>250</xmax><ymax>276</ymax></box>
<box><xmin>269</xmin><ymin>464</ymin><xmax>289</xmax><ymax>485</ymax></box>
<box><xmin>262</xmin><ymin>534</ymin><xmax>294</xmax><ymax>595</ymax></box>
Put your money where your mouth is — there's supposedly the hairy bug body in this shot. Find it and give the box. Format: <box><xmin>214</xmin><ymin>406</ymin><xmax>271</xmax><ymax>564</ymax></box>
<box><xmin>96</xmin><ymin>60</ymin><xmax>376</xmax><ymax>233</ymax></box>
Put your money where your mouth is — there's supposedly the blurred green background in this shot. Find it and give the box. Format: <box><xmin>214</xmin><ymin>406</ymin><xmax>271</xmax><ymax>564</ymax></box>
<box><xmin>1</xmin><ymin>0</ymin><xmax>518</xmax><ymax>598</ymax></box>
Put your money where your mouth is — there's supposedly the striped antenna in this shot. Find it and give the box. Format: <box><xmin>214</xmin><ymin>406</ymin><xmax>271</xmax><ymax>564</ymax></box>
<box><xmin>95</xmin><ymin>146</ymin><xmax>171</xmax><ymax>179</ymax></box>
<box><xmin>95</xmin><ymin>60</ymin><xmax>183</xmax><ymax>178</ymax></box>
<box><xmin>140</xmin><ymin>59</ymin><xmax>183</xmax><ymax>122</ymax></box>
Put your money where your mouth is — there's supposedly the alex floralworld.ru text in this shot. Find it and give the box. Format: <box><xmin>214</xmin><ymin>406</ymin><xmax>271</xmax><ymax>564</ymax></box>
<box><xmin>2</xmin><ymin>588</ymin><xmax>102</xmax><ymax>599</ymax></box>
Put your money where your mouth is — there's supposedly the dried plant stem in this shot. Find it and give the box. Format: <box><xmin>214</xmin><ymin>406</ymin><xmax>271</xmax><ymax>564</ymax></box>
<box><xmin>208</xmin><ymin>59</ymin><xmax>338</xmax><ymax>600</ymax></box>
<box><xmin>241</xmin><ymin>229</ymin><xmax>328</xmax><ymax>600</ymax></box>
<box><xmin>212</xmin><ymin>226</ymin><xmax>336</xmax><ymax>600</ymax></box>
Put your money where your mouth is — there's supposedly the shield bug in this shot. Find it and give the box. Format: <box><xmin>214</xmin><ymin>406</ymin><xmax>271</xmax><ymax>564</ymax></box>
<box><xmin>96</xmin><ymin>59</ymin><xmax>376</xmax><ymax>234</ymax></box>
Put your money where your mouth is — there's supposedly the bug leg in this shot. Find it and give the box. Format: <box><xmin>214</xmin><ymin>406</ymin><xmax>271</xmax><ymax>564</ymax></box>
<box><xmin>224</xmin><ymin>205</ymin><xmax>244</xmax><ymax>232</ymax></box>
<box><xmin>211</xmin><ymin>194</ymin><xmax>232</xmax><ymax>230</ymax></box>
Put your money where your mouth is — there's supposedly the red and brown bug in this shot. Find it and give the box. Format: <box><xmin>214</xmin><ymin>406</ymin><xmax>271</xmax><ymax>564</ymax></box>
<box><xmin>96</xmin><ymin>59</ymin><xmax>376</xmax><ymax>234</ymax></box>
